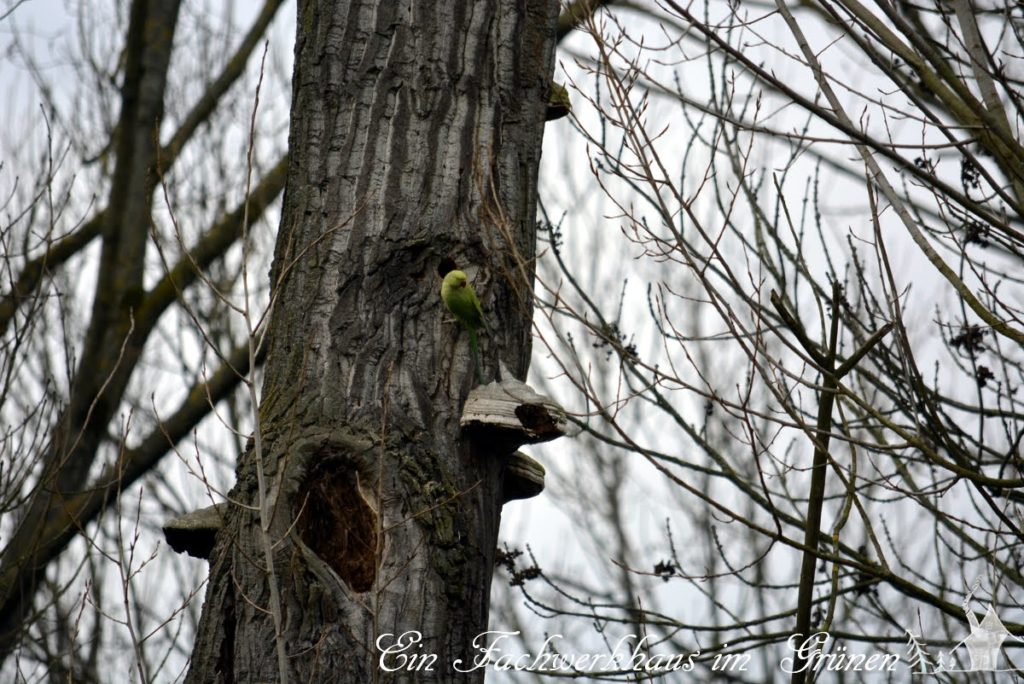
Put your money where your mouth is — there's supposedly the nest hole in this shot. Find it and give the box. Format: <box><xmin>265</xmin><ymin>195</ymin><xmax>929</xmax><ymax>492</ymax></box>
<box><xmin>297</xmin><ymin>465</ymin><xmax>379</xmax><ymax>592</ymax></box>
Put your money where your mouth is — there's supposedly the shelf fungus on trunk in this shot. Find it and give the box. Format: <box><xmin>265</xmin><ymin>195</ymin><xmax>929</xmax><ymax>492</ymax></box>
<box><xmin>163</xmin><ymin>502</ymin><xmax>228</xmax><ymax>559</ymax></box>
<box><xmin>461</xmin><ymin>371</ymin><xmax>567</xmax><ymax>502</ymax></box>
<box><xmin>502</xmin><ymin>451</ymin><xmax>545</xmax><ymax>502</ymax></box>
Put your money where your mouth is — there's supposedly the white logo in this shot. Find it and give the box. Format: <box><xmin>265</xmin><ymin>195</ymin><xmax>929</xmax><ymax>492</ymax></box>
<box><xmin>907</xmin><ymin>579</ymin><xmax>1023</xmax><ymax>675</ymax></box>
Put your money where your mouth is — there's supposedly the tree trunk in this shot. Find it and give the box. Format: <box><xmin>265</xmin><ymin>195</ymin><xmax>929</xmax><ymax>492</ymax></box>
<box><xmin>185</xmin><ymin>0</ymin><xmax>557</xmax><ymax>681</ymax></box>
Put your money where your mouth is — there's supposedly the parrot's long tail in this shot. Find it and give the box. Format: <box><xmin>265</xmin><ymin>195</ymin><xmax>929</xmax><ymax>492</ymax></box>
<box><xmin>469</xmin><ymin>328</ymin><xmax>483</xmax><ymax>384</ymax></box>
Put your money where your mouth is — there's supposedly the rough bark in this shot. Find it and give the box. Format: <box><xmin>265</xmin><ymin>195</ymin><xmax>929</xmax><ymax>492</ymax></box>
<box><xmin>185</xmin><ymin>0</ymin><xmax>558</xmax><ymax>681</ymax></box>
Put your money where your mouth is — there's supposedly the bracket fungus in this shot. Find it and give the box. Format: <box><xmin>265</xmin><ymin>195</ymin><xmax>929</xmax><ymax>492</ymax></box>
<box><xmin>460</xmin><ymin>376</ymin><xmax>567</xmax><ymax>447</ymax></box>
<box><xmin>460</xmin><ymin>371</ymin><xmax>567</xmax><ymax>502</ymax></box>
<box><xmin>163</xmin><ymin>502</ymin><xmax>227</xmax><ymax>559</ymax></box>
<box><xmin>163</xmin><ymin>376</ymin><xmax>568</xmax><ymax>555</ymax></box>
<box><xmin>502</xmin><ymin>451</ymin><xmax>545</xmax><ymax>502</ymax></box>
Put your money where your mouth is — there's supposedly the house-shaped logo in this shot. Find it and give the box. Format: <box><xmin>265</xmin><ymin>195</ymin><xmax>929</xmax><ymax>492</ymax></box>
<box><xmin>907</xmin><ymin>579</ymin><xmax>1023</xmax><ymax>675</ymax></box>
<box><xmin>960</xmin><ymin>602</ymin><xmax>1010</xmax><ymax>671</ymax></box>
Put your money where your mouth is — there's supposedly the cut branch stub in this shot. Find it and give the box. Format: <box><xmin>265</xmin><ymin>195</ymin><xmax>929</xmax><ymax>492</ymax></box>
<box><xmin>163</xmin><ymin>503</ymin><xmax>228</xmax><ymax>559</ymax></box>
<box><xmin>460</xmin><ymin>376</ymin><xmax>567</xmax><ymax>452</ymax></box>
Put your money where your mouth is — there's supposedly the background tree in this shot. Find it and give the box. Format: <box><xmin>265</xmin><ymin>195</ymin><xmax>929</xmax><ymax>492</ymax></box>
<box><xmin>1</xmin><ymin>0</ymin><xmax>290</xmax><ymax>679</ymax></box>
<box><xmin>492</xmin><ymin>0</ymin><xmax>1024</xmax><ymax>679</ymax></box>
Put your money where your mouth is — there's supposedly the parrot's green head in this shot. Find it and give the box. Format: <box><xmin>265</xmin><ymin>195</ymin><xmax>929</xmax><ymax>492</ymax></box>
<box><xmin>443</xmin><ymin>270</ymin><xmax>469</xmax><ymax>289</ymax></box>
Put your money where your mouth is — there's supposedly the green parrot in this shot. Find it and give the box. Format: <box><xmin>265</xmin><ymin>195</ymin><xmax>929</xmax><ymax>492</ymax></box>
<box><xmin>441</xmin><ymin>269</ymin><xmax>486</xmax><ymax>383</ymax></box>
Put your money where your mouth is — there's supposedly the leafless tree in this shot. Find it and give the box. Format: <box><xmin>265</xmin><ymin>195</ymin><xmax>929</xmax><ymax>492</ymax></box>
<box><xmin>2</xmin><ymin>0</ymin><xmax>573</xmax><ymax>681</ymax></box>
<box><xmin>493</xmin><ymin>0</ymin><xmax>1024</xmax><ymax>681</ymax></box>
<box><xmin>1</xmin><ymin>0</ymin><xmax>288</xmax><ymax>679</ymax></box>
<box><xmin>183</xmin><ymin>0</ymin><xmax>561</xmax><ymax>680</ymax></box>
<box><xmin>8</xmin><ymin>0</ymin><xmax>1024</xmax><ymax>681</ymax></box>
